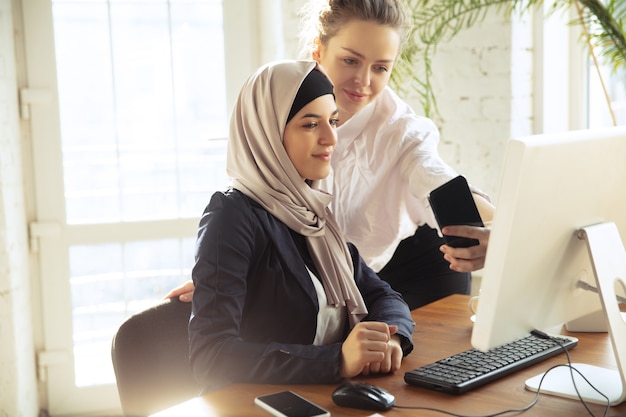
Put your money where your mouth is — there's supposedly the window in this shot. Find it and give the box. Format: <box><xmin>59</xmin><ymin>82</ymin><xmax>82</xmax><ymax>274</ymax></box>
<box><xmin>588</xmin><ymin>61</ymin><xmax>626</xmax><ymax>128</ymax></box>
<box><xmin>52</xmin><ymin>0</ymin><xmax>230</xmax><ymax>388</ymax></box>
<box><xmin>22</xmin><ymin>0</ymin><xmax>263</xmax><ymax>414</ymax></box>
<box><xmin>534</xmin><ymin>3</ymin><xmax>624</xmax><ymax>132</ymax></box>
<box><xmin>54</xmin><ymin>0</ymin><xmax>229</xmax><ymax>225</ymax></box>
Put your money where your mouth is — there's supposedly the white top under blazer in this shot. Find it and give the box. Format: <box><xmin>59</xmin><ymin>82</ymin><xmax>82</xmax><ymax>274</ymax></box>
<box><xmin>321</xmin><ymin>86</ymin><xmax>487</xmax><ymax>272</ymax></box>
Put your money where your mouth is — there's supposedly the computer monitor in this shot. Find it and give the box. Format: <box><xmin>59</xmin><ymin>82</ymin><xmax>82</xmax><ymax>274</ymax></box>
<box><xmin>471</xmin><ymin>125</ymin><xmax>626</xmax><ymax>405</ymax></box>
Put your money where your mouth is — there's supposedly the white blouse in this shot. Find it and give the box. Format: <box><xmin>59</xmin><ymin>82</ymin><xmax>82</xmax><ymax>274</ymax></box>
<box><xmin>321</xmin><ymin>86</ymin><xmax>476</xmax><ymax>272</ymax></box>
<box><xmin>308</xmin><ymin>268</ymin><xmax>346</xmax><ymax>346</ymax></box>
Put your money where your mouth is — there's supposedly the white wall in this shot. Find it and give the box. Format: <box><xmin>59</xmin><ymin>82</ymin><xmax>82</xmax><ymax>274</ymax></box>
<box><xmin>0</xmin><ymin>0</ymin><xmax>39</xmax><ymax>415</ymax></box>
<box><xmin>0</xmin><ymin>0</ymin><xmax>531</xmax><ymax>415</ymax></box>
<box><xmin>401</xmin><ymin>10</ymin><xmax>533</xmax><ymax>202</ymax></box>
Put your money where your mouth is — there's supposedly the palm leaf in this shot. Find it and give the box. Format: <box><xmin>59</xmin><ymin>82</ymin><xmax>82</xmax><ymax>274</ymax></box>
<box><xmin>577</xmin><ymin>0</ymin><xmax>626</xmax><ymax>72</ymax></box>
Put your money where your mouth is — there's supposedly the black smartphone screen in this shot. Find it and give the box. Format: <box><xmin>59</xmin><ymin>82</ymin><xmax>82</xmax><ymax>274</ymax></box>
<box><xmin>428</xmin><ymin>175</ymin><xmax>484</xmax><ymax>248</ymax></box>
<box><xmin>254</xmin><ymin>391</ymin><xmax>330</xmax><ymax>417</ymax></box>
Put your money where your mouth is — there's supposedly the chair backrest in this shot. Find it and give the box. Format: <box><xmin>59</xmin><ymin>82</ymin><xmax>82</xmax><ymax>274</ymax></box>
<box><xmin>111</xmin><ymin>297</ymin><xmax>200</xmax><ymax>416</ymax></box>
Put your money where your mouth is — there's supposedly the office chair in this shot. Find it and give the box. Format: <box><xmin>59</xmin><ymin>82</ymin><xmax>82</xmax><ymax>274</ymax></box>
<box><xmin>111</xmin><ymin>297</ymin><xmax>200</xmax><ymax>416</ymax></box>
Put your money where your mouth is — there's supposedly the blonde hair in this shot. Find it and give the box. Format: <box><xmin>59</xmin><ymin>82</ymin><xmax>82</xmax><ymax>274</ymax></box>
<box><xmin>298</xmin><ymin>0</ymin><xmax>411</xmax><ymax>58</ymax></box>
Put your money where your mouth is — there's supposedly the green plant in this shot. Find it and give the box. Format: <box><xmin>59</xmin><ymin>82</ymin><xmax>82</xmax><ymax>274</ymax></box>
<box><xmin>391</xmin><ymin>0</ymin><xmax>626</xmax><ymax>120</ymax></box>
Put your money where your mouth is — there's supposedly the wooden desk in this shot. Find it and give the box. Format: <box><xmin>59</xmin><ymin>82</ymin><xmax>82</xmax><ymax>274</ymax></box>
<box><xmin>152</xmin><ymin>294</ymin><xmax>626</xmax><ymax>416</ymax></box>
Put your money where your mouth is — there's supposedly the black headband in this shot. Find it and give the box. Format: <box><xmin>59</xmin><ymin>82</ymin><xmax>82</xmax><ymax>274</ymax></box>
<box><xmin>286</xmin><ymin>68</ymin><xmax>334</xmax><ymax>124</ymax></box>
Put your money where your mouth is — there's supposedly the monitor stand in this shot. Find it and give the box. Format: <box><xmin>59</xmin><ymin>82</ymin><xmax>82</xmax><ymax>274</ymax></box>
<box><xmin>525</xmin><ymin>222</ymin><xmax>626</xmax><ymax>406</ymax></box>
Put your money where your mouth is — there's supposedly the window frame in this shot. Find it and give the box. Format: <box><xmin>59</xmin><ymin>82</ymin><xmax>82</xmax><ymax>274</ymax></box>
<box><xmin>19</xmin><ymin>0</ymin><xmax>271</xmax><ymax>415</ymax></box>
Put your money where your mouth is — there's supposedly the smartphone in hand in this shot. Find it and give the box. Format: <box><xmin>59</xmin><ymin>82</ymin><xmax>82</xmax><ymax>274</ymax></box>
<box><xmin>428</xmin><ymin>175</ymin><xmax>484</xmax><ymax>248</ymax></box>
<box><xmin>255</xmin><ymin>391</ymin><xmax>330</xmax><ymax>417</ymax></box>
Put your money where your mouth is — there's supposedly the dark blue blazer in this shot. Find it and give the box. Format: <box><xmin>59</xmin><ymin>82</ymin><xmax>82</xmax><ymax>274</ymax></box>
<box><xmin>189</xmin><ymin>189</ymin><xmax>414</xmax><ymax>392</ymax></box>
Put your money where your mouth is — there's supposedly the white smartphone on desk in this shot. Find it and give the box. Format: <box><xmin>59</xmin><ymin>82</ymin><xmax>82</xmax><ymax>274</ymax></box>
<box><xmin>254</xmin><ymin>390</ymin><xmax>330</xmax><ymax>417</ymax></box>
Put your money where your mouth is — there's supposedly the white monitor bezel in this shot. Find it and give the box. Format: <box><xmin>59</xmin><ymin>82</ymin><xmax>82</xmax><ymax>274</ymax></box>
<box><xmin>472</xmin><ymin>126</ymin><xmax>626</xmax><ymax>352</ymax></box>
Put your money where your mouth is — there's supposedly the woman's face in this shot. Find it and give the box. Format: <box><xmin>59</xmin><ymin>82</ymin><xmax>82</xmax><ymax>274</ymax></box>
<box><xmin>283</xmin><ymin>94</ymin><xmax>338</xmax><ymax>181</ymax></box>
<box><xmin>313</xmin><ymin>19</ymin><xmax>401</xmax><ymax>125</ymax></box>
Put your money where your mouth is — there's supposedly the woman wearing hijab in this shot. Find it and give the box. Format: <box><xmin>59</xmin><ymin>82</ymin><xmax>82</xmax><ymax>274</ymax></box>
<box><xmin>188</xmin><ymin>60</ymin><xmax>414</xmax><ymax>392</ymax></box>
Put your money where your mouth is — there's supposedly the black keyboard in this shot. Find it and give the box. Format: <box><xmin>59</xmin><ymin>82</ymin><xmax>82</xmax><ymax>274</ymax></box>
<box><xmin>404</xmin><ymin>333</ymin><xmax>578</xmax><ymax>394</ymax></box>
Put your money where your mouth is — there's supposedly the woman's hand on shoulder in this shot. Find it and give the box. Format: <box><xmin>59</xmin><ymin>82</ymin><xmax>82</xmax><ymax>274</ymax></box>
<box><xmin>163</xmin><ymin>280</ymin><xmax>195</xmax><ymax>302</ymax></box>
<box><xmin>340</xmin><ymin>323</ymin><xmax>402</xmax><ymax>378</ymax></box>
<box><xmin>439</xmin><ymin>225</ymin><xmax>491</xmax><ymax>272</ymax></box>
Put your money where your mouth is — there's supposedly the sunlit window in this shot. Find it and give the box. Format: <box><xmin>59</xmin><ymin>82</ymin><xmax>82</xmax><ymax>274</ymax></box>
<box><xmin>588</xmin><ymin>63</ymin><xmax>626</xmax><ymax>128</ymax></box>
<box><xmin>53</xmin><ymin>0</ymin><xmax>229</xmax><ymax>225</ymax></box>
<box><xmin>51</xmin><ymin>0</ymin><xmax>228</xmax><ymax>387</ymax></box>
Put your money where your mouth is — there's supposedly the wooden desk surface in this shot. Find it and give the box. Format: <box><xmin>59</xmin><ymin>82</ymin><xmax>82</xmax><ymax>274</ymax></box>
<box><xmin>152</xmin><ymin>294</ymin><xmax>626</xmax><ymax>416</ymax></box>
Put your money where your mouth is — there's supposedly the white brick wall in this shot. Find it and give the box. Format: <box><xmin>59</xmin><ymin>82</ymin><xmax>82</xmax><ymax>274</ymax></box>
<box><xmin>404</xmin><ymin>10</ymin><xmax>526</xmax><ymax>201</ymax></box>
<box><xmin>0</xmin><ymin>0</ymin><xmax>38</xmax><ymax>415</ymax></box>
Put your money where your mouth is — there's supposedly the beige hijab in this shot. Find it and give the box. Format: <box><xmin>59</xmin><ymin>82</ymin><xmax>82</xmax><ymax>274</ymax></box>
<box><xmin>227</xmin><ymin>60</ymin><xmax>368</xmax><ymax>327</ymax></box>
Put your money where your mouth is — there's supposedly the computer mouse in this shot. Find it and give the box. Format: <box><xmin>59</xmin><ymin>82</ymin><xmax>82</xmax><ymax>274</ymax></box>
<box><xmin>332</xmin><ymin>381</ymin><xmax>395</xmax><ymax>411</ymax></box>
